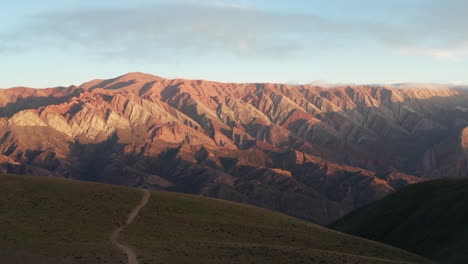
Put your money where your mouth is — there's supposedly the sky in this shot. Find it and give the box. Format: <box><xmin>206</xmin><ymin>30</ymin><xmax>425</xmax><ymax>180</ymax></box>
<box><xmin>1</xmin><ymin>0</ymin><xmax>468</xmax><ymax>88</ymax></box>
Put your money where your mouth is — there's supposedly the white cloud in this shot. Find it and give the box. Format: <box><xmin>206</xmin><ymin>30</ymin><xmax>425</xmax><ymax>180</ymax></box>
<box><xmin>1</xmin><ymin>3</ymin><xmax>317</xmax><ymax>60</ymax></box>
<box><xmin>397</xmin><ymin>45</ymin><xmax>468</xmax><ymax>61</ymax></box>
<box><xmin>1</xmin><ymin>0</ymin><xmax>468</xmax><ymax>62</ymax></box>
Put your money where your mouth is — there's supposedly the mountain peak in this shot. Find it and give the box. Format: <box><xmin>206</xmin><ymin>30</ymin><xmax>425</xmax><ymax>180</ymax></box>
<box><xmin>79</xmin><ymin>72</ymin><xmax>166</xmax><ymax>90</ymax></box>
<box><xmin>118</xmin><ymin>72</ymin><xmax>164</xmax><ymax>80</ymax></box>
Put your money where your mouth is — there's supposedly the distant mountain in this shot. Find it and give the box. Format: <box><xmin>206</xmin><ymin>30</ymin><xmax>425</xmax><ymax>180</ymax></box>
<box><xmin>331</xmin><ymin>178</ymin><xmax>468</xmax><ymax>264</ymax></box>
<box><xmin>0</xmin><ymin>174</ymin><xmax>432</xmax><ymax>264</ymax></box>
<box><xmin>454</xmin><ymin>85</ymin><xmax>468</xmax><ymax>91</ymax></box>
<box><xmin>0</xmin><ymin>72</ymin><xmax>467</xmax><ymax>224</ymax></box>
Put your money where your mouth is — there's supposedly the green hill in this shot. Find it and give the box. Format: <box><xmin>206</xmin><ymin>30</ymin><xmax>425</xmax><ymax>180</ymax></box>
<box><xmin>331</xmin><ymin>178</ymin><xmax>468</xmax><ymax>264</ymax></box>
<box><xmin>0</xmin><ymin>174</ymin><xmax>431</xmax><ymax>264</ymax></box>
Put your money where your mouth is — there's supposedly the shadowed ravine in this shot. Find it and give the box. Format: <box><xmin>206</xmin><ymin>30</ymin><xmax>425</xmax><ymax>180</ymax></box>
<box><xmin>110</xmin><ymin>189</ymin><xmax>151</xmax><ymax>264</ymax></box>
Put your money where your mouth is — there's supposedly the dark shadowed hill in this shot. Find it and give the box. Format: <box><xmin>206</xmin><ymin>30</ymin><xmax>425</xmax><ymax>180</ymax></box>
<box><xmin>331</xmin><ymin>178</ymin><xmax>468</xmax><ymax>264</ymax></box>
<box><xmin>0</xmin><ymin>174</ymin><xmax>432</xmax><ymax>264</ymax></box>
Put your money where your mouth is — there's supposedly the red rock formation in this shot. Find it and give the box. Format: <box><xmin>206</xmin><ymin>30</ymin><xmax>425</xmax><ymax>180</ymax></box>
<box><xmin>1</xmin><ymin>72</ymin><xmax>467</xmax><ymax>224</ymax></box>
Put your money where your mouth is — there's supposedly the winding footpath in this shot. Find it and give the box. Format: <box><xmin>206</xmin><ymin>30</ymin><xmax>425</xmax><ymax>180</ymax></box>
<box><xmin>110</xmin><ymin>189</ymin><xmax>151</xmax><ymax>264</ymax></box>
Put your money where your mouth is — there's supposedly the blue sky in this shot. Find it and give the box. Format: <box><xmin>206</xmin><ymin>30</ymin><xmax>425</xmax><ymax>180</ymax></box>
<box><xmin>1</xmin><ymin>0</ymin><xmax>468</xmax><ymax>88</ymax></box>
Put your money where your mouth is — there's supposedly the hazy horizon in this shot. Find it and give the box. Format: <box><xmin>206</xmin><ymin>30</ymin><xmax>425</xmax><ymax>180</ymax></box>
<box><xmin>2</xmin><ymin>71</ymin><xmax>468</xmax><ymax>90</ymax></box>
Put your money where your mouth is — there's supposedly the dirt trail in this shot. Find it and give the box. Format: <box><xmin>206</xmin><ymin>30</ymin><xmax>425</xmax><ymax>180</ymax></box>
<box><xmin>110</xmin><ymin>189</ymin><xmax>151</xmax><ymax>264</ymax></box>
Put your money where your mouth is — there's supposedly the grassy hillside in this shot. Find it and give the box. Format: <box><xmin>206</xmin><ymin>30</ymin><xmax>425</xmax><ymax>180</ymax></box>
<box><xmin>120</xmin><ymin>193</ymin><xmax>431</xmax><ymax>263</ymax></box>
<box><xmin>0</xmin><ymin>174</ymin><xmax>141</xmax><ymax>264</ymax></box>
<box><xmin>331</xmin><ymin>178</ymin><xmax>468</xmax><ymax>264</ymax></box>
<box><xmin>0</xmin><ymin>174</ymin><xmax>431</xmax><ymax>264</ymax></box>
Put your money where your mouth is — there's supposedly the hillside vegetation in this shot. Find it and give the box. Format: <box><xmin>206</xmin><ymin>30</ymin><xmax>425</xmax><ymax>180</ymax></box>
<box><xmin>332</xmin><ymin>178</ymin><xmax>468</xmax><ymax>264</ymax></box>
<box><xmin>0</xmin><ymin>174</ymin><xmax>431</xmax><ymax>263</ymax></box>
<box><xmin>0</xmin><ymin>174</ymin><xmax>141</xmax><ymax>263</ymax></box>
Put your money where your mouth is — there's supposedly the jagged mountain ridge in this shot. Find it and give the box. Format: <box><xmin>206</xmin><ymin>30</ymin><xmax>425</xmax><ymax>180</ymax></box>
<box><xmin>1</xmin><ymin>72</ymin><xmax>467</xmax><ymax>224</ymax></box>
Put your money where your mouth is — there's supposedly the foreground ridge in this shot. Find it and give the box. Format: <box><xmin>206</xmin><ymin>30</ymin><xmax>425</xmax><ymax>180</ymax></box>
<box><xmin>0</xmin><ymin>174</ymin><xmax>431</xmax><ymax>263</ymax></box>
<box><xmin>110</xmin><ymin>188</ymin><xmax>151</xmax><ymax>264</ymax></box>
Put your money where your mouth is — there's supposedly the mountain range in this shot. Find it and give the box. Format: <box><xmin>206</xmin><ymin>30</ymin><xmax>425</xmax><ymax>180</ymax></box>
<box><xmin>1</xmin><ymin>72</ymin><xmax>467</xmax><ymax>224</ymax></box>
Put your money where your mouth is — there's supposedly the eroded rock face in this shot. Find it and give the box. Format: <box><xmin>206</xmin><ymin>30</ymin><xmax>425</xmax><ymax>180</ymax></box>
<box><xmin>0</xmin><ymin>72</ymin><xmax>467</xmax><ymax>224</ymax></box>
<box><xmin>462</xmin><ymin>127</ymin><xmax>468</xmax><ymax>152</ymax></box>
